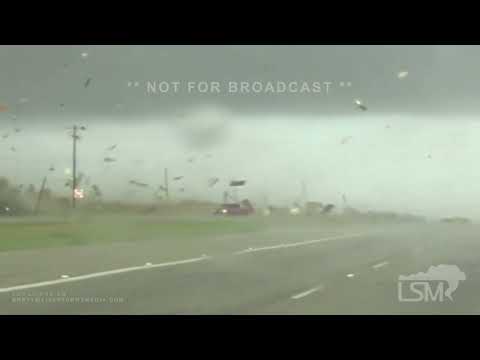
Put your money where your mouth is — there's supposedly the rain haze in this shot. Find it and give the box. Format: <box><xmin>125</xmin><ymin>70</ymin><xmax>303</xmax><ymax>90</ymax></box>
<box><xmin>3</xmin><ymin>45</ymin><xmax>480</xmax><ymax>315</ymax></box>
<box><xmin>1</xmin><ymin>45</ymin><xmax>480</xmax><ymax>219</ymax></box>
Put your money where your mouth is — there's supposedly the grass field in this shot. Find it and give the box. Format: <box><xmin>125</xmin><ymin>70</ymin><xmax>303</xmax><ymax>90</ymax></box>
<box><xmin>0</xmin><ymin>214</ymin><xmax>266</xmax><ymax>252</ymax></box>
<box><xmin>0</xmin><ymin>209</ymin><xmax>422</xmax><ymax>254</ymax></box>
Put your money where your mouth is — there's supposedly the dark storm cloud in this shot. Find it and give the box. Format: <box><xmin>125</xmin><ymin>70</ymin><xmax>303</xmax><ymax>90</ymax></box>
<box><xmin>1</xmin><ymin>45</ymin><xmax>480</xmax><ymax>120</ymax></box>
<box><xmin>3</xmin><ymin>45</ymin><xmax>480</xmax><ymax>219</ymax></box>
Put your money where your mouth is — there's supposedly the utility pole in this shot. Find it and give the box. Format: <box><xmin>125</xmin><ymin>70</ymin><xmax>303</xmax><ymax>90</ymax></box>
<box><xmin>72</xmin><ymin>125</ymin><xmax>77</xmax><ymax>209</ymax></box>
<box><xmin>69</xmin><ymin>124</ymin><xmax>86</xmax><ymax>209</ymax></box>
<box><xmin>164</xmin><ymin>168</ymin><xmax>169</xmax><ymax>200</ymax></box>
<box><xmin>34</xmin><ymin>176</ymin><xmax>47</xmax><ymax>214</ymax></box>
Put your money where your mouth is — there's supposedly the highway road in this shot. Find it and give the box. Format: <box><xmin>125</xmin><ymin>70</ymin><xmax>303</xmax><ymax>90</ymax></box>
<box><xmin>1</xmin><ymin>222</ymin><xmax>480</xmax><ymax>314</ymax></box>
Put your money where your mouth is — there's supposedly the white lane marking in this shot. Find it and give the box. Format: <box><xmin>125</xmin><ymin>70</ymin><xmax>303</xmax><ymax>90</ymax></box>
<box><xmin>234</xmin><ymin>233</ymin><xmax>369</xmax><ymax>255</ymax></box>
<box><xmin>0</xmin><ymin>256</ymin><xmax>210</xmax><ymax>294</ymax></box>
<box><xmin>372</xmin><ymin>261</ymin><xmax>389</xmax><ymax>270</ymax></box>
<box><xmin>346</xmin><ymin>273</ymin><xmax>355</xmax><ymax>278</ymax></box>
<box><xmin>291</xmin><ymin>285</ymin><xmax>325</xmax><ymax>300</ymax></box>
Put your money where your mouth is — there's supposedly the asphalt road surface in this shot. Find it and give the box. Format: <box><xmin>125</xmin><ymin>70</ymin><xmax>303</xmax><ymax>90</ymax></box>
<box><xmin>1</xmin><ymin>222</ymin><xmax>480</xmax><ymax>314</ymax></box>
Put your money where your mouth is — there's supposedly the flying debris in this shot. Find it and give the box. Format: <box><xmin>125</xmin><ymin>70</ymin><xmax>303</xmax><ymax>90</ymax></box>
<box><xmin>208</xmin><ymin>177</ymin><xmax>219</xmax><ymax>187</ymax></box>
<box><xmin>14</xmin><ymin>128</ymin><xmax>21</xmax><ymax>133</ymax></box>
<box><xmin>427</xmin><ymin>154</ymin><xmax>432</xmax><ymax>159</ymax></box>
<box><xmin>290</xmin><ymin>206</ymin><xmax>301</xmax><ymax>215</ymax></box>
<box><xmin>354</xmin><ymin>99</ymin><xmax>367</xmax><ymax>111</ymax></box>
<box><xmin>230</xmin><ymin>180</ymin><xmax>246</xmax><ymax>187</ymax></box>
<box><xmin>129</xmin><ymin>180</ymin><xmax>149</xmax><ymax>188</ymax></box>
<box><xmin>84</xmin><ymin>77</ymin><xmax>92</xmax><ymax>88</ymax></box>
<box><xmin>397</xmin><ymin>71</ymin><xmax>409</xmax><ymax>79</ymax></box>
<box><xmin>10</xmin><ymin>147</ymin><xmax>16</xmax><ymax>152</ymax></box>
<box><xmin>79</xmin><ymin>126</ymin><xmax>87</xmax><ymax>131</ymax></box>
<box><xmin>106</xmin><ymin>144</ymin><xmax>117</xmax><ymax>151</ymax></box>
<box><xmin>2</xmin><ymin>133</ymin><xmax>9</xmax><ymax>139</ymax></box>
<box><xmin>322</xmin><ymin>204</ymin><xmax>335</xmax><ymax>214</ymax></box>
<box><xmin>104</xmin><ymin>157</ymin><xmax>116</xmax><ymax>163</ymax></box>
<box><xmin>187</xmin><ymin>157</ymin><xmax>195</xmax><ymax>163</ymax></box>
<box><xmin>173</xmin><ymin>176</ymin><xmax>184</xmax><ymax>181</ymax></box>
<box><xmin>341</xmin><ymin>136</ymin><xmax>352</xmax><ymax>145</ymax></box>
<box><xmin>91</xmin><ymin>185</ymin><xmax>102</xmax><ymax>197</ymax></box>
<box><xmin>49</xmin><ymin>166</ymin><xmax>55</xmax><ymax>172</ymax></box>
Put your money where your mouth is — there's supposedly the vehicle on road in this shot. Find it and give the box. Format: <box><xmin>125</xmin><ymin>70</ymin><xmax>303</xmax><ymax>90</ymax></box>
<box><xmin>214</xmin><ymin>200</ymin><xmax>254</xmax><ymax>216</ymax></box>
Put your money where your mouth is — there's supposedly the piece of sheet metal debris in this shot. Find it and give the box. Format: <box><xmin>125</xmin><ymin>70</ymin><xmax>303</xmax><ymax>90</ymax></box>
<box><xmin>208</xmin><ymin>178</ymin><xmax>220</xmax><ymax>187</ymax></box>
<box><xmin>129</xmin><ymin>180</ymin><xmax>149</xmax><ymax>187</ymax></box>
<box><xmin>230</xmin><ymin>180</ymin><xmax>246</xmax><ymax>187</ymax></box>
<box><xmin>354</xmin><ymin>99</ymin><xmax>368</xmax><ymax>111</ymax></box>
<box><xmin>341</xmin><ymin>136</ymin><xmax>352</xmax><ymax>144</ymax></box>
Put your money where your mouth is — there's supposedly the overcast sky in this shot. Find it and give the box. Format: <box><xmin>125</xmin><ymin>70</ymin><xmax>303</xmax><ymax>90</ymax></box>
<box><xmin>1</xmin><ymin>45</ymin><xmax>480</xmax><ymax>219</ymax></box>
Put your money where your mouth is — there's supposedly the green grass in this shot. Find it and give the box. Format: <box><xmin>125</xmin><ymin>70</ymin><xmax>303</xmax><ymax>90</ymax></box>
<box><xmin>0</xmin><ymin>215</ymin><xmax>266</xmax><ymax>252</ymax></box>
<box><xmin>0</xmin><ymin>211</ymin><xmax>410</xmax><ymax>253</ymax></box>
